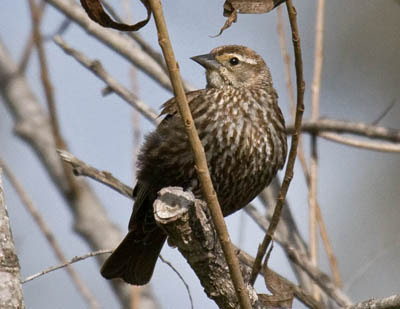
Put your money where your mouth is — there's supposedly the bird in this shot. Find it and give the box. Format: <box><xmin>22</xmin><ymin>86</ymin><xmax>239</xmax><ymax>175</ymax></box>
<box><xmin>100</xmin><ymin>45</ymin><xmax>287</xmax><ymax>285</ymax></box>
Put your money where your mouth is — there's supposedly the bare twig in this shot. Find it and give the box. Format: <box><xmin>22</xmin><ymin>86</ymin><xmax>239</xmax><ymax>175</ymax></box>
<box><xmin>29</xmin><ymin>0</ymin><xmax>78</xmax><ymax>196</ymax></box>
<box><xmin>159</xmin><ymin>255</ymin><xmax>194</xmax><ymax>309</ymax></box>
<box><xmin>0</xmin><ymin>169</ymin><xmax>25</xmax><ymax>309</ymax></box>
<box><xmin>22</xmin><ymin>249</ymin><xmax>112</xmax><ymax>283</ymax></box>
<box><xmin>309</xmin><ymin>0</ymin><xmax>325</xmax><ymax>299</ymax></box>
<box><xmin>58</xmin><ymin>150</ymin><xmax>132</xmax><ymax>198</ymax></box>
<box><xmin>288</xmin><ymin>119</ymin><xmax>400</xmax><ymax>143</ymax></box>
<box><xmin>53</xmin><ymin>36</ymin><xmax>158</xmax><ymax>124</ymax></box>
<box><xmin>0</xmin><ymin>159</ymin><xmax>100</xmax><ymax>309</ymax></box>
<box><xmin>250</xmin><ymin>0</ymin><xmax>305</xmax><ymax>285</ymax></box>
<box><xmin>19</xmin><ymin>0</ymin><xmax>47</xmax><ymax>73</ymax></box>
<box><xmin>148</xmin><ymin>1</ymin><xmax>251</xmax><ymax>308</ymax></box>
<box><xmin>343</xmin><ymin>294</ymin><xmax>400</xmax><ymax>309</ymax></box>
<box><xmin>320</xmin><ymin>132</ymin><xmax>400</xmax><ymax>152</ymax></box>
<box><xmin>371</xmin><ymin>100</ymin><xmax>396</xmax><ymax>125</ymax></box>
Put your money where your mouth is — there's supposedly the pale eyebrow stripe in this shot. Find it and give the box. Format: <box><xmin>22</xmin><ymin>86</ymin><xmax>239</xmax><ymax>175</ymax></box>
<box><xmin>227</xmin><ymin>54</ymin><xmax>257</xmax><ymax>65</ymax></box>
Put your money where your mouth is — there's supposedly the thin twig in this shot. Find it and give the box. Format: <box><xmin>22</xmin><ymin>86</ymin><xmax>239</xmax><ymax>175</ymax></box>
<box><xmin>343</xmin><ymin>294</ymin><xmax>400</xmax><ymax>309</ymax></box>
<box><xmin>288</xmin><ymin>119</ymin><xmax>400</xmax><ymax>143</ymax></box>
<box><xmin>250</xmin><ymin>0</ymin><xmax>305</xmax><ymax>286</ymax></box>
<box><xmin>0</xmin><ymin>159</ymin><xmax>100</xmax><ymax>309</ymax></box>
<box><xmin>320</xmin><ymin>132</ymin><xmax>400</xmax><ymax>152</ymax></box>
<box><xmin>148</xmin><ymin>1</ymin><xmax>252</xmax><ymax>308</ymax></box>
<box><xmin>29</xmin><ymin>0</ymin><xmax>78</xmax><ymax>196</ymax></box>
<box><xmin>309</xmin><ymin>0</ymin><xmax>325</xmax><ymax>299</ymax></box>
<box><xmin>22</xmin><ymin>249</ymin><xmax>112</xmax><ymax>283</ymax></box>
<box><xmin>18</xmin><ymin>0</ymin><xmax>47</xmax><ymax>73</ymax></box>
<box><xmin>371</xmin><ymin>100</ymin><xmax>396</xmax><ymax>125</ymax></box>
<box><xmin>159</xmin><ymin>255</ymin><xmax>194</xmax><ymax>309</ymax></box>
<box><xmin>58</xmin><ymin>150</ymin><xmax>133</xmax><ymax>198</ymax></box>
<box><xmin>53</xmin><ymin>36</ymin><xmax>158</xmax><ymax>124</ymax></box>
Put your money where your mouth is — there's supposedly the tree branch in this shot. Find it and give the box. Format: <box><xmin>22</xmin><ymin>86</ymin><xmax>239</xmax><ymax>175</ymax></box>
<box><xmin>0</xmin><ymin>159</ymin><xmax>99</xmax><ymax>309</ymax></box>
<box><xmin>0</xmin><ymin>169</ymin><xmax>25</xmax><ymax>309</ymax></box>
<box><xmin>53</xmin><ymin>36</ymin><xmax>159</xmax><ymax>124</ymax></box>
<box><xmin>288</xmin><ymin>119</ymin><xmax>400</xmax><ymax>143</ymax></box>
<box><xmin>250</xmin><ymin>0</ymin><xmax>305</xmax><ymax>285</ymax></box>
<box><xmin>343</xmin><ymin>294</ymin><xmax>400</xmax><ymax>309</ymax></box>
<box><xmin>148</xmin><ymin>1</ymin><xmax>252</xmax><ymax>308</ymax></box>
<box><xmin>22</xmin><ymin>249</ymin><xmax>112</xmax><ymax>284</ymax></box>
<box><xmin>153</xmin><ymin>187</ymin><xmax>260</xmax><ymax>309</ymax></box>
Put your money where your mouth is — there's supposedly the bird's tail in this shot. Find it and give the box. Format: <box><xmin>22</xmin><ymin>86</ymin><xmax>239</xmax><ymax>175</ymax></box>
<box><xmin>101</xmin><ymin>226</ymin><xmax>166</xmax><ymax>285</ymax></box>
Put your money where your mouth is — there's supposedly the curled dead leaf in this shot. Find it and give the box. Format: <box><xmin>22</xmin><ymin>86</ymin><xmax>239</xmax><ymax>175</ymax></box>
<box><xmin>80</xmin><ymin>0</ymin><xmax>151</xmax><ymax>31</ymax></box>
<box><xmin>217</xmin><ymin>0</ymin><xmax>287</xmax><ymax>36</ymax></box>
<box><xmin>261</xmin><ymin>255</ymin><xmax>294</xmax><ymax>308</ymax></box>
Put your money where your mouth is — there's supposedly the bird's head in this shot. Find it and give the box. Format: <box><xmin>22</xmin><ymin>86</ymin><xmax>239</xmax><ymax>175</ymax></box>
<box><xmin>191</xmin><ymin>45</ymin><xmax>272</xmax><ymax>89</ymax></box>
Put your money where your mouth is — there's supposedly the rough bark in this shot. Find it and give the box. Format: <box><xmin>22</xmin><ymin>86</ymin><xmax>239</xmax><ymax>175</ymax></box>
<box><xmin>0</xmin><ymin>169</ymin><xmax>25</xmax><ymax>309</ymax></box>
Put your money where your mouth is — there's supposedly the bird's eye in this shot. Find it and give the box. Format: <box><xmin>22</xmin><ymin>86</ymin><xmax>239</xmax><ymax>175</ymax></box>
<box><xmin>229</xmin><ymin>57</ymin><xmax>239</xmax><ymax>66</ymax></box>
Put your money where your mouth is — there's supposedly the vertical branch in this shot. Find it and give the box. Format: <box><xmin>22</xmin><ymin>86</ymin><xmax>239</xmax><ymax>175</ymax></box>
<box><xmin>277</xmin><ymin>1</ymin><xmax>342</xmax><ymax>289</ymax></box>
<box><xmin>28</xmin><ymin>0</ymin><xmax>78</xmax><ymax>195</ymax></box>
<box><xmin>250</xmin><ymin>0</ymin><xmax>305</xmax><ymax>285</ymax></box>
<box><xmin>147</xmin><ymin>1</ymin><xmax>252</xmax><ymax>308</ymax></box>
<box><xmin>19</xmin><ymin>0</ymin><xmax>47</xmax><ymax>74</ymax></box>
<box><xmin>0</xmin><ymin>160</ymin><xmax>100</xmax><ymax>309</ymax></box>
<box><xmin>309</xmin><ymin>0</ymin><xmax>325</xmax><ymax>299</ymax></box>
<box><xmin>0</xmin><ymin>169</ymin><xmax>25</xmax><ymax>309</ymax></box>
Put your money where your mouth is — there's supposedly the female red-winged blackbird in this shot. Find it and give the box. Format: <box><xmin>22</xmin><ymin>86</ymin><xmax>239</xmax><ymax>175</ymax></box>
<box><xmin>101</xmin><ymin>45</ymin><xmax>287</xmax><ymax>285</ymax></box>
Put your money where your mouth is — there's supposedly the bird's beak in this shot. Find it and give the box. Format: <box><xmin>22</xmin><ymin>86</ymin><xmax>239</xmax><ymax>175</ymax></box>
<box><xmin>191</xmin><ymin>53</ymin><xmax>220</xmax><ymax>70</ymax></box>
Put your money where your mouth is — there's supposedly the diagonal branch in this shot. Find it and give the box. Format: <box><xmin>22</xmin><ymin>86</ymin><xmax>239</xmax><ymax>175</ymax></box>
<box><xmin>0</xmin><ymin>159</ymin><xmax>100</xmax><ymax>309</ymax></box>
<box><xmin>148</xmin><ymin>1</ymin><xmax>252</xmax><ymax>308</ymax></box>
<box><xmin>44</xmin><ymin>0</ymin><xmax>195</xmax><ymax>92</ymax></box>
<box><xmin>0</xmin><ymin>39</ymin><xmax>133</xmax><ymax>307</ymax></box>
<box><xmin>53</xmin><ymin>36</ymin><xmax>158</xmax><ymax>124</ymax></box>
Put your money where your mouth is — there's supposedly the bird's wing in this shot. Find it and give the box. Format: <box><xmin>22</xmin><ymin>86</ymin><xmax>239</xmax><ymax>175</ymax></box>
<box><xmin>130</xmin><ymin>181</ymin><xmax>151</xmax><ymax>227</ymax></box>
<box><xmin>159</xmin><ymin>90</ymin><xmax>205</xmax><ymax>118</ymax></box>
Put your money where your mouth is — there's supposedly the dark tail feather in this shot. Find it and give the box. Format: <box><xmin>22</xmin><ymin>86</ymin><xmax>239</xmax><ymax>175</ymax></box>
<box><xmin>101</xmin><ymin>227</ymin><xmax>166</xmax><ymax>285</ymax></box>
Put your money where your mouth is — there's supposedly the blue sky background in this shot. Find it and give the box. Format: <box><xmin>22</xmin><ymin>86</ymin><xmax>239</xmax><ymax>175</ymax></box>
<box><xmin>1</xmin><ymin>1</ymin><xmax>400</xmax><ymax>308</ymax></box>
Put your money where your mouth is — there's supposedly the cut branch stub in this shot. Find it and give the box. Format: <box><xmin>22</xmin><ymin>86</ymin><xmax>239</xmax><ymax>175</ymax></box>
<box><xmin>154</xmin><ymin>187</ymin><xmax>260</xmax><ymax>309</ymax></box>
<box><xmin>80</xmin><ymin>0</ymin><xmax>151</xmax><ymax>31</ymax></box>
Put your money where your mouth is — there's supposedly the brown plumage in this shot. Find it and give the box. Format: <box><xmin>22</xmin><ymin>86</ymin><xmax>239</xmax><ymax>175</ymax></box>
<box><xmin>101</xmin><ymin>45</ymin><xmax>287</xmax><ymax>285</ymax></box>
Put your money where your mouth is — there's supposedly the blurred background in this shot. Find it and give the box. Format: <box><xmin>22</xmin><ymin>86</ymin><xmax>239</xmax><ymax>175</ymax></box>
<box><xmin>1</xmin><ymin>0</ymin><xmax>399</xmax><ymax>308</ymax></box>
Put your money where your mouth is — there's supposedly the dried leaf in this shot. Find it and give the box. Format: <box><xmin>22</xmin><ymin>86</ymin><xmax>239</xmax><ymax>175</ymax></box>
<box><xmin>213</xmin><ymin>7</ymin><xmax>237</xmax><ymax>38</ymax></box>
<box><xmin>260</xmin><ymin>262</ymin><xmax>294</xmax><ymax>308</ymax></box>
<box><xmin>218</xmin><ymin>0</ymin><xmax>287</xmax><ymax>35</ymax></box>
<box><xmin>224</xmin><ymin>0</ymin><xmax>287</xmax><ymax>15</ymax></box>
<box><xmin>80</xmin><ymin>0</ymin><xmax>151</xmax><ymax>31</ymax></box>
